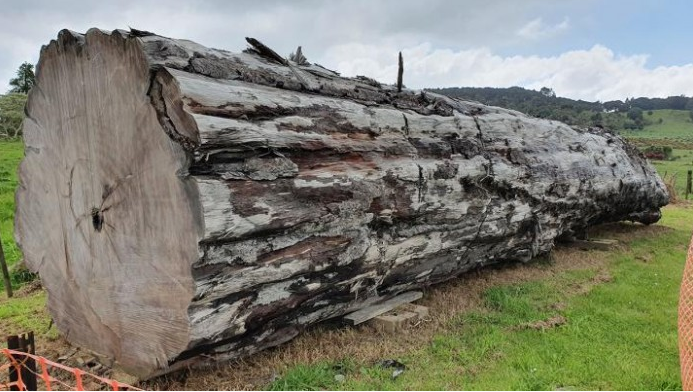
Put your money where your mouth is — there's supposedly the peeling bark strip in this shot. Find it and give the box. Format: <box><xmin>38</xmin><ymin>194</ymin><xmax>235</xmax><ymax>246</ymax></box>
<box><xmin>15</xmin><ymin>28</ymin><xmax>668</xmax><ymax>378</ymax></box>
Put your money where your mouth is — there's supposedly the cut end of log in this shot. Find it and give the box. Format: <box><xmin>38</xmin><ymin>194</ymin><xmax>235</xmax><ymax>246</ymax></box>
<box><xmin>15</xmin><ymin>28</ymin><xmax>669</xmax><ymax>377</ymax></box>
<box><xmin>15</xmin><ymin>28</ymin><xmax>202</xmax><ymax>375</ymax></box>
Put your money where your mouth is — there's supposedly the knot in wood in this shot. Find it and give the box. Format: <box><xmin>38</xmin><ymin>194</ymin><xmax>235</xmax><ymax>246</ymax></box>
<box><xmin>91</xmin><ymin>207</ymin><xmax>103</xmax><ymax>232</ymax></box>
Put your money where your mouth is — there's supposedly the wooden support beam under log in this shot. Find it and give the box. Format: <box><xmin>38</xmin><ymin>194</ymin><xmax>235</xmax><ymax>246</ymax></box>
<box><xmin>344</xmin><ymin>291</ymin><xmax>423</xmax><ymax>326</ymax></box>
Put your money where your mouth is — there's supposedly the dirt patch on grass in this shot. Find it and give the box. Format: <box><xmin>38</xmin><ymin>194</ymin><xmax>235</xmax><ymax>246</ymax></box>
<box><xmin>13</xmin><ymin>279</ymin><xmax>42</xmax><ymax>296</ymax></box>
<box><xmin>517</xmin><ymin>315</ymin><xmax>567</xmax><ymax>331</ymax></box>
<box><xmin>565</xmin><ymin>269</ymin><xmax>614</xmax><ymax>296</ymax></box>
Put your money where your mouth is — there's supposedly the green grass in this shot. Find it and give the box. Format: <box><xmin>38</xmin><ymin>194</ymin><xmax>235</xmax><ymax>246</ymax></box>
<box><xmin>268</xmin><ymin>205</ymin><xmax>692</xmax><ymax>390</ymax></box>
<box><xmin>619</xmin><ymin>109</ymin><xmax>693</xmax><ymax>197</ymax></box>
<box><xmin>649</xmin><ymin>148</ymin><xmax>693</xmax><ymax>196</ymax></box>
<box><xmin>622</xmin><ymin>109</ymin><xmax>693</xmax><ymax>142</ymax></box>
<box><xmin>0</xmin><ymin>290</ymin><xmax>58</xmax><ymax>341</ymax></box>
<box><xmin>0</xmin><ymin>140</ymin><xmax>23</xmax><ymax>269</ymax></box>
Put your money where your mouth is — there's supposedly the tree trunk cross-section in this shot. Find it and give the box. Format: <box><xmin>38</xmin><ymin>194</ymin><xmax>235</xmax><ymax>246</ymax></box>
<box><xmin>15</xmin><ymin>28</ymin><xmax>668</xmax><ymax>377</ymax></box>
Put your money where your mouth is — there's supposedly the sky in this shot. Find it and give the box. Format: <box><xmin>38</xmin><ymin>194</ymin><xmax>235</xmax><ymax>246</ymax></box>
<box><xmin>1</xmin><ymin>0</ymin><xmax>693</xmax><ymax>102</ymax></box>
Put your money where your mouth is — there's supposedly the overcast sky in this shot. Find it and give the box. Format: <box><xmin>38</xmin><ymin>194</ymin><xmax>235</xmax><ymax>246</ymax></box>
<box><xmin>2</xmin><ymin>0</ymin><xmax>692</xmax><ymax>101</ymax></box>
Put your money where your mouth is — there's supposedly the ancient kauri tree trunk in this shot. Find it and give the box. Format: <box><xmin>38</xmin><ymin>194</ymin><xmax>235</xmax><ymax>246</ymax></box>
<box><xmin>15</xmin><ymin>28</ymin><xmax>668</xmax><ymax>377</ymax></box>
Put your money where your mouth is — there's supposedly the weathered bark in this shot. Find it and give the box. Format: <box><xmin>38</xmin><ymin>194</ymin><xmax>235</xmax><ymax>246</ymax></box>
<box><xmin>15</xmin><ymin>28</ymin><xmax>668</xmax><ymax>377</ymax></box>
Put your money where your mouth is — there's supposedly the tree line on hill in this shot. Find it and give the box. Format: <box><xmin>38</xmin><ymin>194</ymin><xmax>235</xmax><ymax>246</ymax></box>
<box><xmin>429</xmin><ymin>86</ymin><xmax>693</xmax><ymax>131</ymax></box>
<box><xmin>0</xmin><ymin>62</ymin><xmax>34</xmax><ymax>138</ymax></box>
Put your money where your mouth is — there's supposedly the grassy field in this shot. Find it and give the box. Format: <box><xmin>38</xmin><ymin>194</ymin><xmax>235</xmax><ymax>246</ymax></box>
<box><xmin>619</xmin><ymin>110</ymin><xmax>693</xmax><ymax>198</ymax></box>
<box><xmin>0</xmin><ymin>140</ymin><xmax>23</xmax><ymax>270</ymax></box>
<box><xmin>650</xmin><ymin>149</ymin><xmax>693</xmax><ymax>197</ymax></box>
<box><xmin>622</xmin><ymin>109</ymin><xmax>693</xmax><ymax>142</ymax></box>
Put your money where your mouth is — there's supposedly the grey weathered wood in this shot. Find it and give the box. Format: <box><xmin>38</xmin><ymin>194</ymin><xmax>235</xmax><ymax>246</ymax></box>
<box><xmin>15</xmin><ymin>28</ymin><xmax>669</xmax><ymax>378</ymax></box>
<box><xmin>562</xmin><ymin>239</ymin><xmax>619</xmax><ymax>251</ymax></box>
<box><xmin>370</xmin><ymin>311</ymin><xmax>418</xmax><ymax>333</ymax></box>
<box><xmin>344</xmin><ymin>291</ymin><xmax>423</xmax><ymax>326</ymax></box>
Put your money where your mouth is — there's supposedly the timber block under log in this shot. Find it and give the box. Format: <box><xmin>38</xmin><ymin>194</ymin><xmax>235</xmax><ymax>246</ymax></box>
<box><xmin>562</xmin><ymin>239</ymin><xmax>620</xmax><ymax>251</ymax></box>
<box><xmin>368</xmin><ymin>303</ymin><xmax>431</xmax><ymax>333</ymax></box>
<box><xmin>370</xmin><ymin>311</ymin><xmax>420</xmax><ymax>333</ymax></box>
<box><xmin>344</xmin><ymin>291</ymin><xmax>424</xmax><ymax>326</ymax></box>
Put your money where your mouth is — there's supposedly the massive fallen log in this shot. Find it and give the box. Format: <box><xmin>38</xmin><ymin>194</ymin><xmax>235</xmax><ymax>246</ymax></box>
<box><xmin>15</xmin><ymin>28</ymin><xmax>668</xmax><ymax>377</ymax></box>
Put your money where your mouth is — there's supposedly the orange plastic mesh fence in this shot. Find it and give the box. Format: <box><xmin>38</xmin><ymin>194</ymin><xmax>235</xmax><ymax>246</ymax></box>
<box><xmin>680</xmin><ymin>234</ymin><xmax>693</xmax><ymax>390</ymax></box>
<box><xmin>0</xmin><ymin>349</ymin><xmax>141</xmax><ymax>391</ymax></box>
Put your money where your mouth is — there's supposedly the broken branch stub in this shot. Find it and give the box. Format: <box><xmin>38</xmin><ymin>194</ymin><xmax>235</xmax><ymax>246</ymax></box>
<box><xmin>14</xmin><ymin>28</ymin><xmax>668</xmax><ymax>377</ymax></box>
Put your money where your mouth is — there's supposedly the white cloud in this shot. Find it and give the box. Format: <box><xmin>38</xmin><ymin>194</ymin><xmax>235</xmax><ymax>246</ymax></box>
<box><xmin>321</xmin><ymin>43</ymin><xmax>693</xmax><ymax>102</ymax></box>
<box><xmin>0</xmin><ymin>1</ymin><xmax>689</xmax><ymax>103</ymax></box>
<box><xmin>516</xmin><ymin>17</ymin><xmax>570</xmax><ymax>40</ymax></box>
<box><xmin>0</xmin><ymin>0</ymin><xmax>561</xmax><ymax>93</ymax></box>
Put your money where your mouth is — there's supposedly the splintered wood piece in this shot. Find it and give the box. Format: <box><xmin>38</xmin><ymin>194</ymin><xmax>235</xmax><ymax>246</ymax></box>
<box><xmin>344</xmin><ymin>291</ymin><xmax>423</xmax><ymax>326</ymax></box>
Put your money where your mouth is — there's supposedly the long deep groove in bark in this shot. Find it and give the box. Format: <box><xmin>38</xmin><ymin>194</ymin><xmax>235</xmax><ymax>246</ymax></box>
<box><xmin>147</xmin><ymin>72</ymin><xmax>199</xmax><ymax>151</ymax></box>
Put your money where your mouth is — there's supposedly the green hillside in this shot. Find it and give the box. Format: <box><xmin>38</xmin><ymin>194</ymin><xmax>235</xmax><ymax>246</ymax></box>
<box><xmin>620</xmin><ymin>110</ymin><xmax>693</xmax><ymax>198</ymax></box>
<box><xmin>622</xmin><ymin>109</ymin><xmax>693</xmax><ymax>141</ymax></box>
<box><xmin>431</xmin><ymin>86</ymin><xmax>693</xmax><ymax>133</ymax></box>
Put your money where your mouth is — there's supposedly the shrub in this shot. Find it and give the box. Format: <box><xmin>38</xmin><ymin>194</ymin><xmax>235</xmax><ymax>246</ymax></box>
<box><xmin>642</xmin><ymin>145</ymin><xmax>674</xmax><ymax>160</ymax></box>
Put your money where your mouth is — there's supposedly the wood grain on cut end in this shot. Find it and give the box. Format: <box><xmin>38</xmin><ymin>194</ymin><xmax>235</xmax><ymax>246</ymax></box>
<box><xmin>14</xmin><ymin>28</ymin><xmax>202</xmax><ymax>375</ymax></box>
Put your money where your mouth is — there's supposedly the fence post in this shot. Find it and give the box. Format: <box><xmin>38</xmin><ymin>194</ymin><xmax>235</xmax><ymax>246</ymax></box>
<box><xmin>0</xmin><ymin>236</ymin><xmax>12</xmax><ymax>298</ymax></box>
<box><xmin>687</xmin><ymin>170</ymin><xmax>692</xmax><ymax>200</ymax></box>
<box><xmin>7</xmin><ymin>335</ymin><xmax>19</xmax><ymax>391</ymax></box>
<box><xmin>6</xmin><ymin>333</ymin><xmax>37</xmax><ymax>391</ymax></box>
<box><xmin>20</xmin><ymin>333</ymin><xmax>37</xmax><ymax>391</ymax></box>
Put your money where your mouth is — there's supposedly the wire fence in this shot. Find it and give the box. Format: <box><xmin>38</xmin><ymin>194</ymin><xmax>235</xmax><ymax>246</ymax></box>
<box><xmin>679</xmin><ymin>233</ymin><xmax>693</xmax><ymax>390</ymax></box>
<box><xmin>0</xmin><ymin>348</ymin><xmax>141</xmax><ymax>391</ymax></box>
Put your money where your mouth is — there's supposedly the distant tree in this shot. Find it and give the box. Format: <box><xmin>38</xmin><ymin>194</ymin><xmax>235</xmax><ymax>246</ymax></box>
<box><xmin>9</xmin><ymin>62</ymin><xmax>35</xmax><ymax>94</ymax></box>
<box><xmin>0</xmin><ymin>93</ymin><xmax>27</xmax><ymax>138</ymax></box>
<box><xmin>663</xmin><ymin>95</ymin><xmax>688</xmax><ymax>110</ymax></box>
<box><xmin>603</xmin><ymin>100</ymin><xmax>625</xmax><ymax>112</ymax></box>
<box><xmin>590</xmin><ymin>112</ymin><xmax>603</xmax><ymax>126</ymax></box>
<box><xmin>539</xmin><ymin>87</ymin><xmax>556</xmax><ymax>98</ymax></box>
<box><xmin>623</xmin><ymin>120</ymin><xmax>639</xmax><ymax>130</ymax></box>
<box><xmin>429</xmin><ymin>86</ymin><xmax>692</xmax><ymax>131</ymax></box>
<box><xmin>627</xmin><ymin>107</ymin><xmax>644</xmax><ymax>122</ymax></box>
<box><xmin>686</xmin><ymin>99</ymin><xmax>693</xmax><ymax>122</ymax></box>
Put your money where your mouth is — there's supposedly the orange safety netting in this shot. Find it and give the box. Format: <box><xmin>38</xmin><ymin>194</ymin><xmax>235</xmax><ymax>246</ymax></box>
<box><xmin>679</xmin><ymin>234</ymin><xmax>693</xmax><ymax>390</ymax></box>
<box><xmin>0</xmin><ymin>349</ymin><xmax>141</xmax><ymax>391</ymax></box>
